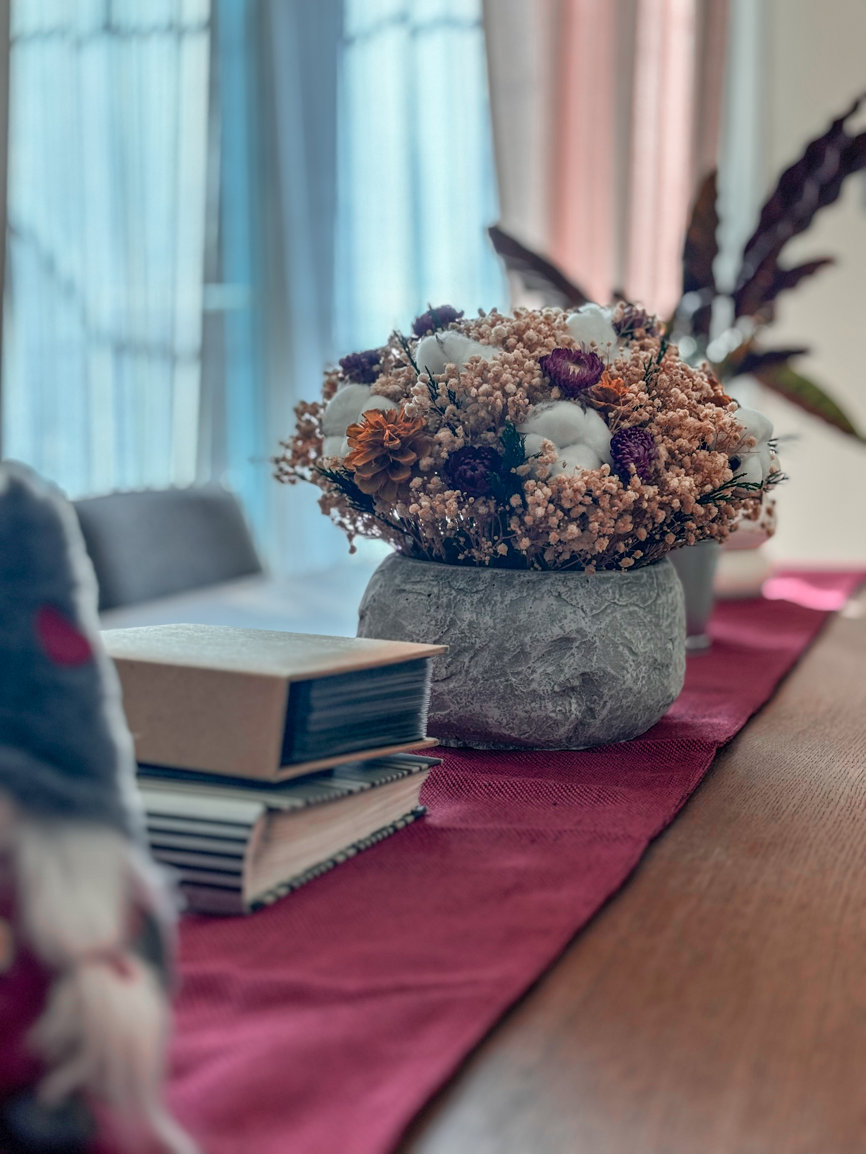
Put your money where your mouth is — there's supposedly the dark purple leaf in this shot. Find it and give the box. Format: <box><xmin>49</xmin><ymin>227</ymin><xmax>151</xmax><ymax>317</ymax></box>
<box><xmin>680</xmin><ymin>171</ymin><xmax>719</xmax><ymax>337</ymax></box>
<box><xmin>736</xmin><ymin>255</ymin><xmax>835</xmax><ymax>320</ymax></box>
<box><xmin>734</xmin><ymin>94</ymin><xmax>866</xmax><ymax>316</ymax></box>
<box><xmin>762</xmin><ymin>257</ymin><xmax>835</xmax><ymax>306</ymax></box>
<box><xmin>488</xmin><ymin>225</ymin><xmax>589</xmax><ymax>308</ymax></box>
<box><xmin>753</xmin><ymin>362</ymin><xmax>865</xmax><ymax>440</ymax></box>
<box><xmin>682</xmin><ymin>171</ymin><xmax>719</xmax><ymax>294</ymax></box>
<box><xmin>735</xmin><ymin>347</ymin><xmax>809</xmax><ymax>376</ymax></box>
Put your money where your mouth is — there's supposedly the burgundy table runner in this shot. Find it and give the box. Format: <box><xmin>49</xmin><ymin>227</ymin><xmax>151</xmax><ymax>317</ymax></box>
<box><xmin>163</xmin><ymin>573</ymin><xmax>863</xmax><ymax>1154</ymax></box>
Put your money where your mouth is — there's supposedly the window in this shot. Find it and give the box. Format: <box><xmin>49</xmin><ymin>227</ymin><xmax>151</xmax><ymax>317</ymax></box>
<box><xmin>335</xmin><ymin>0</ymin><xmax>505</xmax><ymax>353</ymax></box>
<box><xmin>3</xmin><ymin>0</ymin><xmax>211</xmax><ymax>498</ymax></box>
<box><xmin>2</xmin><ymin>0</ymin><xmax>505</xmax><ymax>572</ymax></box>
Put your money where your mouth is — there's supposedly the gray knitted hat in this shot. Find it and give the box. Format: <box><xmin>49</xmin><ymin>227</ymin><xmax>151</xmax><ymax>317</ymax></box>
<box><xmin>0</xmin><ymin>463</ymin><xmax>140</xmax><ymax>835</ymax></box>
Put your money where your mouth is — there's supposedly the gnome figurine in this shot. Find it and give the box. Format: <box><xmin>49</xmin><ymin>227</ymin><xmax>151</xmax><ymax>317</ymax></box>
<box><xmin>0</xmin><ymin>463</ymin><xmax>195</xmax><ymax>1154</ymax></box>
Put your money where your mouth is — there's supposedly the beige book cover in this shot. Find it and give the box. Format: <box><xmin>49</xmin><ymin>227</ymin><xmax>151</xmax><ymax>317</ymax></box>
<box><xmin>103</xmin><ymin>624</ymin><xmax>444</xmax><ymax>781</ymax></box>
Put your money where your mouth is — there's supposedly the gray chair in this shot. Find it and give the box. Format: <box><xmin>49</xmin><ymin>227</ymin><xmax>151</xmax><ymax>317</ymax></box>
<box><xmin>74</xmin><ymin>486</ymin><xmax>262</xmax><ymax>611</ymax></box>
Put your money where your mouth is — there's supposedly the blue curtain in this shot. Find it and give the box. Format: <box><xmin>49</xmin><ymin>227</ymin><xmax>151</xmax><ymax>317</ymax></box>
<box><xmin>245</xmin><ymin>0</ymin><xmax>346</xmax><ymax>573</ymax></box>
<box><xmin>252</xmin><ymin>0</ymin><xmax>506</xmax><ymax>573</ymax></box>
<box><xmin>2</xmin><ymin>0</ymin><xmax>212</xmax><ymax>499</ymax></box>
<box><xmin>2</xmin><ymin>0</ymin><xmax>504</xmax><ymax>576</ymax></box>
<box><xmin>334</xmin><ymin>0</ymin><xmax>506</xmax><ymax>356</ymax></box>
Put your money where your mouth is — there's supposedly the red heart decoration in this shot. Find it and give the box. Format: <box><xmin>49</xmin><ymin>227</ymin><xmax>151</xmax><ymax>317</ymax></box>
<box><xmin>35</xmin><ymin>605</ymin><xmax>93</xmax><ymax>667</ymax></box>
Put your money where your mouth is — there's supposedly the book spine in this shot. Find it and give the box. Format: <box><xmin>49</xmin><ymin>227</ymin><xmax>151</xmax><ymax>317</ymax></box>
<box><xmin>247</xmin><ymin>807</ymin><xmax>427</xmax><ymax>912</ymax></box>
<box><xmin>137</xmin><ymin>753</ymin><xmax>438</xmax><ymax>809</ymax></box>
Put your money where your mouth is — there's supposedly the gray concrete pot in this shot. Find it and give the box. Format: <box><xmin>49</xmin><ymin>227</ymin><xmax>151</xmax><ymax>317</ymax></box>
<box><xmin>357</xmin><ymin>554</ymin><xmax>686</xmax><ymax>750</ymax></box>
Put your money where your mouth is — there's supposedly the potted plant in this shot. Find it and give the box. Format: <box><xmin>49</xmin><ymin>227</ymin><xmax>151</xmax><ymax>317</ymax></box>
<box><xmin>490</xmin><ymin>94</ymin><xmax>866</xmax><ymax>623</ymax></box>
<box><xmin>276</xmin><ymin>302</ymin><xmax>777</xmax><ymax>748</ymax></box>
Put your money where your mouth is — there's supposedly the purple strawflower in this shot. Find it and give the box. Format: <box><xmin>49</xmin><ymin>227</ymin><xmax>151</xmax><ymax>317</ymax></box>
<box><xmin>340</xmin><ymin>348</ymin><xmax>382</xmax><ymax>384</ymax></box>
<box><xmin>539</xmin><ymin>347</ymin><xmax>605</xmax><ymax>398</ymax></box>
<box><xmin>412</xmin><ymin>305</ymin><xmax>464</xmax><ymax>337</ymax></box>
<box><xmin>610</xmin><ymin>426</ymin><xmax>657</xmax><ymax>482</ymax></box>
<box><xmin>612</xmin><ymin>305</ymin><xmax>662</xmax><ymax>338</ymax></box>
<box><xmin>443</xmin><ymin>445</ymin><xmax>502</xmax><ymax>495</ymax></box>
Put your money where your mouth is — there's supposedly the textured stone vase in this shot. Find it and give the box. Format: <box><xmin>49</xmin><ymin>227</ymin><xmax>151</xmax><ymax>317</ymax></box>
<box><xmin>357</xmin><ymin>554</ymin><xmax>686</xmax><ymax>750</ymax></box>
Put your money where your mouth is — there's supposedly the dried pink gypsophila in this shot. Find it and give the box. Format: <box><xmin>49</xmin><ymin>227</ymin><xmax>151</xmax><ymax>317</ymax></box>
<box><xmin>321</xmin><ymin>369</ymin><xmax>342</xmax><ymax>403</ymax></box>
<box><xmin>274</xmin><ymin>309</ymin><xmax>766</xmax><ymax>570</ymax></box>
<box><xmin>275</xmin><ymin>400</ymin><xmax>325</xmax><ymax>482</ymax></box>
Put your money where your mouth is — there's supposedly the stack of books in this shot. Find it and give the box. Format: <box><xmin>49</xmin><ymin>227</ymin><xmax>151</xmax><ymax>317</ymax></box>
<box><xmin>103</xmin><ymin>624</ymin><xmax>444</xmax><ymax>914</ymax></box>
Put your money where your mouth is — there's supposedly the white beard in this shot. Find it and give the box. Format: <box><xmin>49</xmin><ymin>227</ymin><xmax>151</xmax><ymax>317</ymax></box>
<box><xmin>3</xmin><ymin>800</ymin><xmax>196</xmax><ymax>1154</ymax></box>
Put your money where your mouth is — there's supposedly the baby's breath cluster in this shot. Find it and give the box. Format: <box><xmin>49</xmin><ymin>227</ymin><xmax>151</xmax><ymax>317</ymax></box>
<box><xmin>275</xmin><ymin>303</ymin><xmax>780</xmax><ymax>570</ymax></box>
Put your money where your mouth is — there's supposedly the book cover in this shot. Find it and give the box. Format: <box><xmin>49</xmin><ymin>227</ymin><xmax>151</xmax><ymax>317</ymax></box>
<box><xmin>139</xmin><ymin>754</ymin><xmax>437</xmax><ymax>914</ymax></box>
<box><xmin>105</xmin><ymin>625</ymin><xmax>444</xmax><ymax>780</ymax></box>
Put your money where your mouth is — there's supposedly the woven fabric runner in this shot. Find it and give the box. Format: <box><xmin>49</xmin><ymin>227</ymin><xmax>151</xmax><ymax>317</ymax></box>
<box><xmin>165</xmin><ymin>573</ymin><xmax>863</xmax><ymax>1154</ymax></box>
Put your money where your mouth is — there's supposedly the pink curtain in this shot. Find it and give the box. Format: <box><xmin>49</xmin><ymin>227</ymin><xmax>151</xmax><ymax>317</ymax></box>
<box><xmin>552</xmin><ymin>0</ymin><xmax>618</xmax><ymax>305</ymax></box>
<box><xmin>484</xmin><ymin>0</ymin><xmax>729</xmax><ymax>317</ymax></box>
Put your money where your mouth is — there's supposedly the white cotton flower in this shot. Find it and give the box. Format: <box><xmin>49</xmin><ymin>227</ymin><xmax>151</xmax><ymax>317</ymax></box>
<box><xmin>517</xmin><ymin>401</ymin><xmax>612</xmax><ymax>464</ymax></box>
<box><xmin>549</xmin><ymin>443</ymin><xmax>604</xmax><ymax>476</ymax></box>
<box><xmin>759</xmin><ymin>442</ymin><xmax>773</xmax><ymax>480</ymax></box>
<box><xmin>522</xmin><ymin>433</ymin><xmax>546</xmax><ymax>459</ymax></box>
<box><xmin>522</xmin><ymin>432</ymin><xmax>558</xmax><ymax>478</ymax></box>
<box><xmin>733</xmin><ymin>453</ymin><xmax>764</xmax><ymax>488</ymax></box>
<box><xmin>731</xmin><ymin>406</ymin><xmax>775</xmax><ymax>485</ymax></box>
<box><xmin>322</xmin><ymin>387</ymin><xmax>400</xmax><ymax>449</ymax></box>
<box><xmin>746</xmin><ymin>442</ymin><xmax>778</xmax><ymax>486</ymax></box>
<box><xmin>734</xmin><ymin>406</ymin><xmax>774</xmax><ymax>446</ymax></box>
<box><xmin>517</xmin><ymin>401</ymin><xmax>588</xmax><ymax>447</ymax></box>
<box><xmin>360</xmin><ymin>394</ymin><xmax>398</xmax><ymax>417</ymax></box>
<box><xmin>322</xmin><ymin>436</ymin><xmax>345</xmax><ymax>458</ymax></box>
<box><xmin>322</xmin><ymin>384</ymin><xmax>371</xmax><ymax>436</ymax></box>
<box><xmin>565</xmin><ymin>304</ymin><xmax>618</xmax><ymax>360</ymax></box>
<box><xmin>572</xmin><ymin>408</ymin><xmax>613</xmax><ymax>464</ymax></box>
<box><xmin>415</xmin><ymin>331</ymin><xmax>499</xmax><ymax>377</ymax></box>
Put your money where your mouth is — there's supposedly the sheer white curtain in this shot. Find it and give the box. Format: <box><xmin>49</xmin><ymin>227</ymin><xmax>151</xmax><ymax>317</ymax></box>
<box><xmin>2</xmin><ymin>0</ymin><xmax>211</xmax><ymax>497</ymax></box>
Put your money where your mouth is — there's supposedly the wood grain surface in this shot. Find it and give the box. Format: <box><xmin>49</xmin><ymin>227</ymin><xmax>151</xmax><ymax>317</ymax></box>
<box><xmin>401</xmin><ymin>592</ymin><xmax>866</xmax><ymax>1154</ymax></box>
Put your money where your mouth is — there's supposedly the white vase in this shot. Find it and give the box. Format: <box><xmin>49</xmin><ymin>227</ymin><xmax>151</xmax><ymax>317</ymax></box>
<box><xmin>668</xmin><ymin>541</ymin><xmax>721</xmax><ymax>651</ymax></box>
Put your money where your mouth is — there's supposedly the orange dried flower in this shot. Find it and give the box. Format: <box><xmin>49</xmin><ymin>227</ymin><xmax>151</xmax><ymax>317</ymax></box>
<box><xmin>345</xmin><ymin>408</ymin><xmax>432</xmax><ymax>503</ymax></box>
<box><xmin>705</xmin><ymin>390</ymin><xmax>734</xmax><ymax>407</ymax></box>
<box><xmin>587</xmin><ymin>372</ymin><xmax>630</xmax><ymax>411</ymax></box>
<box><xmin>704</xmin><ymin>371</ymin><xmax>732</xmax><ymax>407</ymax></box>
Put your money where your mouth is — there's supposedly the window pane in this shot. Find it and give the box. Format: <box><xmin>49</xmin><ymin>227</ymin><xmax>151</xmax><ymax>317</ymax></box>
<box><xmin>3</xmin><ymin>0</ymin><xmax>211</xmax><ymax>497</ymax></box>
<box><xmin>334</xmin><ymin>0</ymin><xmax>505</xmax><ymax>354</ymax></box>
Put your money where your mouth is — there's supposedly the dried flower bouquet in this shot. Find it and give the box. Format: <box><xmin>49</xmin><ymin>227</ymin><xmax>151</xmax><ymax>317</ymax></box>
<box><xmin>276</xmin><ymin>302</ymin><xmax>782</xmax><ymax>572</ymax></box>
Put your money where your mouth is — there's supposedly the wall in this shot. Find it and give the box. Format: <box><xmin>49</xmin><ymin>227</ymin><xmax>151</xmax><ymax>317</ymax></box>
<box><xmin>758</xmin><ymin>0</ymin><xmax>866</xmax><ymax>565</ymax></box>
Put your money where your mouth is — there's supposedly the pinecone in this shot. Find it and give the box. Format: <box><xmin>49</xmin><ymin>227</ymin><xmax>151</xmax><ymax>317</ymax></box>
<box><xmin>345</xmin><ymin>409</ymin><xmax>432</xmax><ymax>503</ymax></box>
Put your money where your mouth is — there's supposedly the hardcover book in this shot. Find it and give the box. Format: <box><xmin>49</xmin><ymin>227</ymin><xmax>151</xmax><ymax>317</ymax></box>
<box><xmin>138</xmin><ymin>754</ymin><xmax>437</xmax><ymax>914</ymax></box>
<box><xmin>103</xmin><ymin>624</ymin><xmax>444</xmax><ymax>780</ymax></box>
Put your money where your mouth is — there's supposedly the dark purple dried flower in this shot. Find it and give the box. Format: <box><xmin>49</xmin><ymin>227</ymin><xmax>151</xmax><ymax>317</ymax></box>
<box><xmin>411</xmin><ymin>305</ymin><xmax>464</xmax><ymax>337</ymax></box>
<box><xmin>539</xmin><ymin>347</ymin><xmax>605</xmax><ymax>397</ymax></box>
<box><xmin>610</xmin><ymin>426</ymin><xmax>657</xmax><ymax>482</ymax></box>
<box><xmin>612</xmin><ymin>305</ymin><xmax>662</xmax><ymax>338</ymax></box>
<box><xmin>443</xmin><ymin>445</ymin><xmax>502</xmax><ymax>495</ymax></box>
<box><xmin>339</xmin><ymin>348</ymin><xmax>382</xmax><ymax>384</ymax></box>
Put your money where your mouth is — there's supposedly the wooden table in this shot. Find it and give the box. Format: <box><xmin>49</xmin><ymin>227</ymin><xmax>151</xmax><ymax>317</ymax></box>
<box><xmin>402</xmin><ymin>590</ymin><xmax>866</xmax><ymax>1153</ymax></box>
